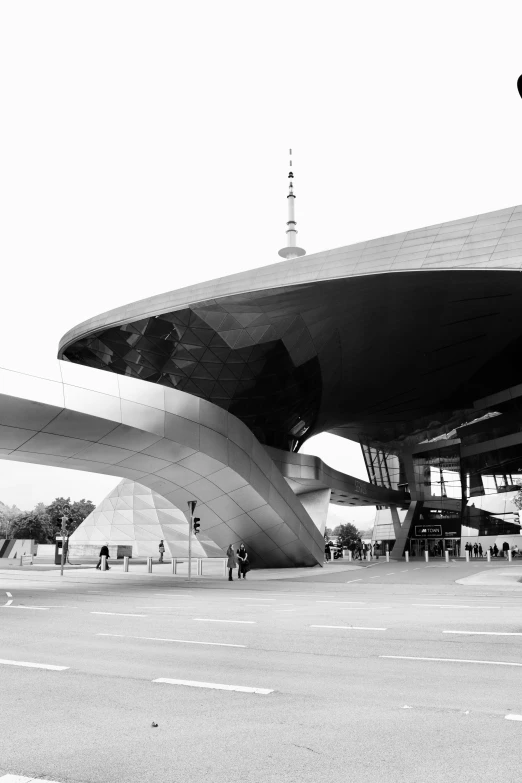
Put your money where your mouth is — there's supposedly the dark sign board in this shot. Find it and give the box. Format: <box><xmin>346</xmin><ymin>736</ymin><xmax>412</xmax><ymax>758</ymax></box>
<box><xmin>415</xmin><ymin>525</ymin><xmax>442</xmax><ymax>537</ymax></box>
<box><xmin>412</xmin><ymin>521</ymin><xmax>462</xmax><ymax>538</ymax></box>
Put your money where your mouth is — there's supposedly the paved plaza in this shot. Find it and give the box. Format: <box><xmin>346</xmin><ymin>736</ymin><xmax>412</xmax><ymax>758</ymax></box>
<box><xmin>1</xmin><ymin>560</ymin><xmax>522</xmax><ymax>783</ymax></box>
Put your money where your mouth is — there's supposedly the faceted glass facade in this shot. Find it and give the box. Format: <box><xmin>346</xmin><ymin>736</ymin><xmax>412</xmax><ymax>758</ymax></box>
<box><xmin>63</xmin><ymin>305</ymin><xmax>322</xmax><ymax>451</ymax></box>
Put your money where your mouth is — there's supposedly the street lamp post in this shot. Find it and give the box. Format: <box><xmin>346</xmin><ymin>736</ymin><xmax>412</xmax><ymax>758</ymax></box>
<box><xmin>187</xmin><ymin>500</ymin><xmax>197</xmax><ymax>581</ymax></box>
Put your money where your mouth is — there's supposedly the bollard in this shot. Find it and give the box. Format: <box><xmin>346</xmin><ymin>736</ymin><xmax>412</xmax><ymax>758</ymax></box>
<box><xmin>487</xmin><ymin>550</ymin><xmax>491</xmax><ymax>563</ymax></box>
<box><xmin>424</xmin><ymin>550</ymin><xmax>429</xmax><ymax>563</ymax></box>
<box><xmin>386</xmin><ymin>552</ymin><xmax>390</xmax><ymax>563</ymax></box>
<box><xmin>347</xmin><ymin>550</ymin><xmax>352</xmax><ymax>562</ymax></box>
<box><xmin>101</xmin><ymin>555</ymin><xmax>107</xmax><ymax>572</ymax></box>
<box><xmin>445</xmin><ymin>551</ymin><xmax>449</xmax><ymax>563</ymax></box>
<box><xmin>147</xmin><ymin>556</ymin><xmax>153</xmax><ymax>573</ymax></box>
<box><xmin>508</xmin><ymin>550</ymin><xmax>513</xmax><ymax>562</ymax></box>
<box><xmin>123</xmin><ymin>556</ymin><xmax>129</xmax><ymax>572</ymax></box>
<box><xmin>405</xmin><ymin>551</ymin><xmax>409</xmax><ymax>563</ymax></box>
<box><xmin>172</xmin><ymin>557</ymin><xmax>176</xmax><ymax>574</ymax></box>
<box><xmin>465</xmin><ymin>551</ymin><xmax>470</xmax><ymax>562</ymax></box>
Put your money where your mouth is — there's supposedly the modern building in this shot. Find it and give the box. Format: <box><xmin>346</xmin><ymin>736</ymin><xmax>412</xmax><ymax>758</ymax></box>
<box><xmin>1</xmin><ymin>156</ymin><xmax>522</xmax><ymax>564</ymax></box>
<box><xmin>55</xmin><ymin>201</ymin><xmax>522</xmax><ymax>561</ymax></box>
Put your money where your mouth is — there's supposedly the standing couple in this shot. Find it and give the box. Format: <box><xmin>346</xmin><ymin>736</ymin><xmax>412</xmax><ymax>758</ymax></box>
<box><xmin>226</xmin><ymin>543</ymin><xmax>249</xmax><ymax>581</ymax></box>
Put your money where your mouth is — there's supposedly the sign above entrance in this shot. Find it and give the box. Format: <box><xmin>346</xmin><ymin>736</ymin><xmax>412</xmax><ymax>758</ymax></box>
<box><xmin>415</xmin><ymin>525</ymin><xmax>442</xmax><ymax>537</ymax></box>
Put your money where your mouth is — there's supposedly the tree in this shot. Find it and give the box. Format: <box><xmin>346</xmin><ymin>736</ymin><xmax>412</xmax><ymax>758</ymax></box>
<box><xmin>335</xmin><ymin>523</ymin><xmax>363</xmax><ymax>548</ymax></box>
<box><xmin>324</xmin><ymin>526</ymin><xmax>332</xmax><ymax>541</ymax></box>
<box><xmin>9</xmin><ymin>512</ymin><xmax>51</xmax><ymax>544</ymax></box>
<box><xmin>45</xmin><ymin>496</ymin><xmax>95</xmax><ymax>537</ymax></box>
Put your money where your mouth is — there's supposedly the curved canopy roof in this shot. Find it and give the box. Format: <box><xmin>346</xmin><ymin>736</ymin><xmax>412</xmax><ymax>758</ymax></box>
<box><xmin>59</xmin><ymin>205</ymin><xmax>522</xmax><ymax>451</ymax></box>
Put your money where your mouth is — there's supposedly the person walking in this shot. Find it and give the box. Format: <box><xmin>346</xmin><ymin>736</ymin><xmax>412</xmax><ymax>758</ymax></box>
<box><xmin>226</xmin><ymin>544</ymin><xmax>237</xmax><ymax>581</ymax></box>
<box><xmin>473</xmin><ymin>543</ymin><xmax>479</xmax><ymax>558</ymax></box>
<box><xmin>493</xmin><ymin>544</ymin><xmax>499</xmax><ymax>557</ymax></box>
<box><xmin>96</xmin><ymin>543</ymin><xmax>110</xmax><ymax>570</ymax></box>
<box><xmin>237</xmin><ymin>544</ymin><xmax>249</xmax><ymax>579</ymax></box>
<box><xmin>478</xmin><ymin>543</ymin><xmax>483</xmax><ymax>557</ymax></box>
<box><xmin>158</xmin><ymin>540</ymin><xmax>165</xmax><ymax>563</ymax></box>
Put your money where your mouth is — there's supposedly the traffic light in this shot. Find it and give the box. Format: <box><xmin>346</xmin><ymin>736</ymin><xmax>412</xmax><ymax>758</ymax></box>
<box><xmin>193</xmin><ymin>517</ymin><xmax>201</xmax><ymax>535</ymax></box>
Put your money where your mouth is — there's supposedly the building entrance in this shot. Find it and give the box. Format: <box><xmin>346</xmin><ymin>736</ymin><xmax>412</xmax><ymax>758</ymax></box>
<box><xmin>408</xmin><ymin>538</ymin><xmax>460</xmax><ymax>558</ymax></box>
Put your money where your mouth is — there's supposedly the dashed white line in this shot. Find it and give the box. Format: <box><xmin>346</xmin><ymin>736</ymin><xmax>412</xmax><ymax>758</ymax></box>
<box><xmin>380</xmin><ymin>655</ymin><xmax>522</xmax><ymax>667</ymax></box>
<box><xmin>413</xmin><ymin>604</ymin><xmax>500</xmax><ymax>609</ymax></box>
<box><xmin>443</xmin><ymin>631</ymin><xmax>522</xmax><ymax>637</ymax></box>
<box><xmin>311</xmin><ymin>625</ymin><xmax>387</xmax><ymax>631</ymax></box>
<box><xmin>386</xmin><ymin>573</ymin><xmax>395</xmax><ymax>575</ymax></box>
<box><xmin>505</xmin><ymin>714</ymin><xmax>522</xmax><ymax>721</ymax></box>
<box><xmin>0</xmin><ymin>658</ymin><xmax>69</xmax><ymax>671</ymax></box>
<box><xmin>345</xmin><ymin>579</ymin><xmax>362</xmax><ymax>583</ymax></box>
<box><xmin>193</xmin><ymin>618</ymin><xmax>256</xmax><ymax>624</ymax></box>
<box><xmin>153</xmin><ymin>678</ymin><xmax>273</xmax><ymax>694</ymax></box>
<box><xmin>1</xmin><ymin>605</ymin><xmax>49</xmax><ymax>611</ymax></box>
<box><xmin>229</xmin><ymin>597</ymin><xmax>276</xmax><ymax>601</ymax></box>
<box><xmin>97</xmin><ymin>633</ymin><xmax>246</xmax><ymax>648</ymax></box>
<box><xmin>90</xmin><ymin>611</ymin><xmax>147</xmax><ymax>617</ymax></box>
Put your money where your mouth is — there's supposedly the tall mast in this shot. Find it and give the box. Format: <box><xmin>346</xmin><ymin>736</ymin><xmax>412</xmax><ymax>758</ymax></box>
<box><xmin>278</xmin><ymin>148</ymin><xmax>306</xmax><ymax>260</ymax></box>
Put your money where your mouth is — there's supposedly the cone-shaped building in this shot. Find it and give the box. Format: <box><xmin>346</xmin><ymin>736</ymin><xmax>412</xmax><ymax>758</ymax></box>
<box><xmin>69</xmin><ymin>479</ymin><xmax>225</xmax><ymax>558</ymax></box>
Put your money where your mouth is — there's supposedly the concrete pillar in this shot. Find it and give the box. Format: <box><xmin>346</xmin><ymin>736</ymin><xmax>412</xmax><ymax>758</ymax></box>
<box><xmin>147</xmin><ymin>556</ymin><xmax>153</xmax><ymax>573</ymax></box>
<box><xmin>123</xmin><ymin>556</ymin><xmax>129</xmax><ymax>572</ymax></box>
<box><xmin>101</xmin><ymin>555</ymin><xmax>107</xmax><ymax>571</ymax></box>
<box><xmin>390</xmin><ymin>500</ymin><xmax>423</xmax><ymax>560</ymax></box>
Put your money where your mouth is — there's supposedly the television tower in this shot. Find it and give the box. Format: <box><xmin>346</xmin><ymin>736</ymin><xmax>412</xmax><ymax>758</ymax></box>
<box><xmin>278</xmin><ymin>149</ymin><xmax>306</xmax><ymax>260</ymax></box>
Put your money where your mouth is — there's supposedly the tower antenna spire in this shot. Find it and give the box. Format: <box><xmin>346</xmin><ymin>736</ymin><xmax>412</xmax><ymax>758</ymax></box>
<box><xmin>278</xmin><ymin>148</ymin><xmax>306</xmax><ymax>260</ymax></box>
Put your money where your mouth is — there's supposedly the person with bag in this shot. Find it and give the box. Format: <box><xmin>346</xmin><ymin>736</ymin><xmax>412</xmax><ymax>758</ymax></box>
<box><xmin>237</xmin><ymin>543</ymin><xmax>249</xmax><ymax>579</ymax></box>
<box><xmin>96</xmin><ymin>543</ymin><xmax>110</xmax><ymax>570</ymax></box>
<box><xmin>158</xmin><ymin>540</ymin><xmax>165</xmax><ymax>563</ymax></box>
<box><xmin>226</xmin><ymin>544</ymin><xmax>237</xmax><ymax>581</ymax></box>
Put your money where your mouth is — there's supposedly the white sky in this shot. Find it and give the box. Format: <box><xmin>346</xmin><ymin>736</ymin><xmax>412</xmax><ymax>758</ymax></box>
<box><xmin>0</xmin><ymin>1</ymin><xmax>521</xmax><ymax>526</ymax></box>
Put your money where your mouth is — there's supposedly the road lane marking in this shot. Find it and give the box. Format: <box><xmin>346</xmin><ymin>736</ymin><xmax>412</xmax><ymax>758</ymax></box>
<box><xmin>413</xmin><ymin>604</ymin><xmax>500</xmax><ymax>609</ymax></box>
<box><xmin>369</xmin><ymin>576</ymin><xmax>380</xmax><ymax>579</ymax></box>
<box><xmin>1</xmin><ymin>605</ymin><xmax>49</xmax><ymax>611</ymax></box>
<box><xmin>0</xmin><ymin>658</ymin><xmax>69</xmax><ymax>671</ymax></box>
<box><xmin>229</xmin><ymin>597</ymin><xmax>276</xmax><ymax>601</ymax></box>
<box><xmin>345</xmin><ymin>579</ymin><xmax>362</xmax><ymax>583</ymax></box>
<box><xmin>505</xmin><ymin>714</ymin><xmax>522</xmax><ymax>721</ymax></box>
<box><xmin>0</xmin><ymin>776</ymin><xmax>64</xmax><ymax>782</ymax></box>
<box><xmin>380</xmin><ymin>656</ymin><xmax>522</xmax><ymax>667</ymax></box>
<box><xmin>386</xmin><ymin>573</ymin><xmax>395</xmax><ymax>575</ymax></box>
<box><xmin>153</xmin><ymin>678</ymin><xmax>273</xmax><ymax>694</ymax></box>
<box><xmin>3</xmin><ymin>592</ymin><xmax>13</xmax><ymax>607</ymax></box>
<box><xmin>311</xmin><ymin>625</ymin><xmax>387</xmax><ymax>631</ymax></box>
<box><xmin>193</xmin><ymin>618</ymin><xmax>255</xmax><ymax>624</ymax></box>
<box><xmin>96</xmin><ymin>633</ymin><xmax>246</xmax><ymax>647</ymax></box>
<box><xmin>90</xmin><ymin>611</ymin><xmax>147</xmax><ymax>617</ymax></box>
<box><xmin>443</xmin><ymin>631</ymin><xmax>522</xmax><ymax>637</ymax></box>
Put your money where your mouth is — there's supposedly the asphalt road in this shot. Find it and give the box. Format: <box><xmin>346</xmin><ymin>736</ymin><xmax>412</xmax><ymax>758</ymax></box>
<box><xmin>1</xmin><ymin>564</ymin><xmax>522</xmax><ymax>783</ymax></box>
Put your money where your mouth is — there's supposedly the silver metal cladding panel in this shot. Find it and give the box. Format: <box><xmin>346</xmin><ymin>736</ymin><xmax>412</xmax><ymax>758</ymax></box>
<box><xmin>0</xmin><ymin>362</ymin><xmax>325</xmax><ymax>567</ymax></box>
